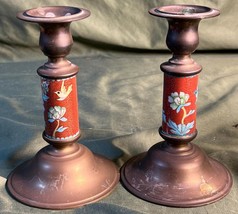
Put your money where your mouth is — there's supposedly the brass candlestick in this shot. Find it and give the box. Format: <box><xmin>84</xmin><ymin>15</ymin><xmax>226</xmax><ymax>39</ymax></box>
<box><xmin>121</xmin><ymin>5</ymin><xmax>232</xmax><ymax>207</ymax></box>
<box><xmin>7</xmin><ymin>6</ymin><xmax>119</xmax><ymax>209</ymax></box>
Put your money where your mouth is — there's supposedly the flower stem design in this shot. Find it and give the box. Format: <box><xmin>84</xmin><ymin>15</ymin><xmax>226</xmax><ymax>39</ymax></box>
<box><xmin>53</xmin><ymin>120</ymin><xmax>60</xmax><ymax>138</ymax></box>
<box><xmin>48</xmin><ymin>106</ymin><xmax>68</xmax><ymax>138</ymax></box>
<box><xmin>166</xmin><ymin>91</ymin><xmax>195</xmax><ymax>136</ymax></box>
<box><xmin>181</xmin><ymin>107</ymin><xmax>187</xmax><ymax>124</ymax></box>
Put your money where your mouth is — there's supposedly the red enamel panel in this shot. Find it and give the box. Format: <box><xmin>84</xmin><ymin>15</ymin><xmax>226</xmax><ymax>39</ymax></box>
<box><xmin>41</xmin><ymin>76</ymin><xmax>80</xmax><ymax>140</ymax></box>
<box><xmin>162</xmin><ymin>73</ymin><xmax>198</xmax><ymax>136</ymax></box>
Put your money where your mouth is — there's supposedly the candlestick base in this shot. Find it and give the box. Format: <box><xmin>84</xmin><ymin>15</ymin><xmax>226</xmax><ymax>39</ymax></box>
<box><xmin>7</xmin><ymin>143</ymin><xmax>119</xmax><ymax>209</ymax></box>
<box><xmin>121</xmin><ymin>141</ymin><xmax>232</xmax><ymax>207</ymax></box>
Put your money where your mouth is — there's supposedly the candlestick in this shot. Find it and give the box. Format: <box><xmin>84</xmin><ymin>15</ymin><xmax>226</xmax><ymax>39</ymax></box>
<box><xmin>121</xmin><ymin>5</ymin><xmax>232</xmax><ymax>207</ymax></box>
<box><xmin>7</xmin><ymin>6</ymin><xmax>119</xmax><ymax>209</ymax></box>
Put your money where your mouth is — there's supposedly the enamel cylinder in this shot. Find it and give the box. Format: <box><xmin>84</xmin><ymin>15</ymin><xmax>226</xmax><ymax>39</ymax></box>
<box><xmin>162</xmin><ymin>73</ymin><xmax>198</xmax><ymax>137</ymax></box>
<box><xmin>41</xmin><ymin>76</ymin><xmax>80</xmax><ymax>141</ymax></box>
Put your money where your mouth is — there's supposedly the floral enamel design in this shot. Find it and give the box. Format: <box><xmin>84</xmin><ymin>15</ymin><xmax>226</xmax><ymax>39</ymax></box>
<box><xmin>55</xmin><ymin>80</ymin><xmax>72</xmax><ymax>101</ymax></box>
<box><xmin>167</xmin><ymin>120</ymin><xmax>194</xmax><ymax>136</ymax></box>
<box><xmin>48</xmin><ymin>106</ymin><xmax>68</xmax><ymax>138</ymax></box>
<box><xmin>162</xmin><ymin>110</ymin><xmax>166</xmax><ymax>123</ymax></box>
<box><xmin>169</xmin><ymin>92</ymin><xmax>190</xmax><ymax>113</ymax></box>
<box><xmin>194</xmin><ymin>88</ymin><xmax>198</xmax><ymax>103</ymax></box>
<box><xmin>41</xmin><ymin>79</ymin><xmax>50</xmax><ymax>102</ymax></box>
<box><xmin>164</xmin><ymin>92</ymin><xmax>195</xmax><ymax>136</ymax></box>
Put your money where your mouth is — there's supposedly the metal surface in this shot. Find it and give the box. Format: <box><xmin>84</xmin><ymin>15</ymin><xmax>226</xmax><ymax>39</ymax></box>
<box><xmin>8</xmin><ymin>144</ymin><xmax>119</xmax><ymax>209</ymax></box>
<box><xmin>121</xmin><ymin>4</ymin><xmax>232</xmax><ymax>207</ymax></box>
<box><xmin>121</xmin><ymin>142</ymin><xmax>232</xmax><ymax>207</ymax></box>
<box><xmin>7</xmin><ymin>6</ymin><xmax>119</xmax><ymax>209</ymax></box>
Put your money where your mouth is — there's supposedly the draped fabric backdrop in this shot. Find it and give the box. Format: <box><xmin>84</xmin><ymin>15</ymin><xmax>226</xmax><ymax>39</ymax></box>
<box><xmin>0</xmin><ymin>0</ymin><xmax>238</xmax><ymax>213</ymax></box>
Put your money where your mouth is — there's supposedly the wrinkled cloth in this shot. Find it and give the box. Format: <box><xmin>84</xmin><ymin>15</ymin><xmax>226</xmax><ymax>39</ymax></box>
<box><xmin>0</xmin><ymin>0</ymin><xmax>238</xmax><ymax>62</ymax></box>
<box><xmin>0</xmin><ymin>54</ymin><xmax>238</xmax><ymax>213</ymax></box>
<box><xmin>0</xmin><ymin>0</ymin><xmax>238</xmax><ymax>213</ymax></box>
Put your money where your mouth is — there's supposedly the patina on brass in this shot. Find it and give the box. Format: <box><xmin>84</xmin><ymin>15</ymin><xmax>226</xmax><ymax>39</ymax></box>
<box><xmin>7</xmin><ymin>6</ymin><xmax>119</xmax><ymax>209</ymax></box>
<box><xmin>121</xmin><ymin>5</ymin><xmax>232</xmax><ymax>207</ymax></box>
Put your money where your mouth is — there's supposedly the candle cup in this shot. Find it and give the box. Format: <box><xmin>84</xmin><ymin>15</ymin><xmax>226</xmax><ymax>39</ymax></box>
<box><xmin>121</xmin><ymin>5</ymin><xmax>232</xmax><ymax>207</ymax></box>
<box><xmin>7</xmin><ymin>6</ymin><xmax>119</xmax><ymax>209</ymax></box>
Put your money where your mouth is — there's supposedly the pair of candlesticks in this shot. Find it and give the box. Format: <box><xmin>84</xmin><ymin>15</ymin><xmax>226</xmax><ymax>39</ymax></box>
<box><xmin>6</xmin><ymin>4</ymin><xmax>232</xmax><ymax>210</ymax></box>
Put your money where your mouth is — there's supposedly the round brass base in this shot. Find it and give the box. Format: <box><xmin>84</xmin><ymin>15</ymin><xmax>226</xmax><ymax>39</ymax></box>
<box><xmin>7</xmin><ymin>143</ymin><xmax>119</xmax><ymax>209</ymax></box>
<box><xmin>121</xmin><ymin>142</ymin><xmax>232</xmax><ymax>207</ymax></box>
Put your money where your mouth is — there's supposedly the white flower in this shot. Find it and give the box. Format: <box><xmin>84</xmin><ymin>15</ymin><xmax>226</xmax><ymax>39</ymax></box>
<box><xmin>48</xmin><ymin>106</ymin><xmax>67</xmax><ymax>122</ymax></box>
<box><xmin>168</xmin><ymin>92</ymin><xmax>190</xmax><ymax>113</ymax></box>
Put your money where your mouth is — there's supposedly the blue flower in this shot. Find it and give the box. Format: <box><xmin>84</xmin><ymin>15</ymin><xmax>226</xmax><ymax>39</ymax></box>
<box><xmin>167</xmin><ymin>119</ymin><xmax>194</xmax><ymax>136</ymax></box>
